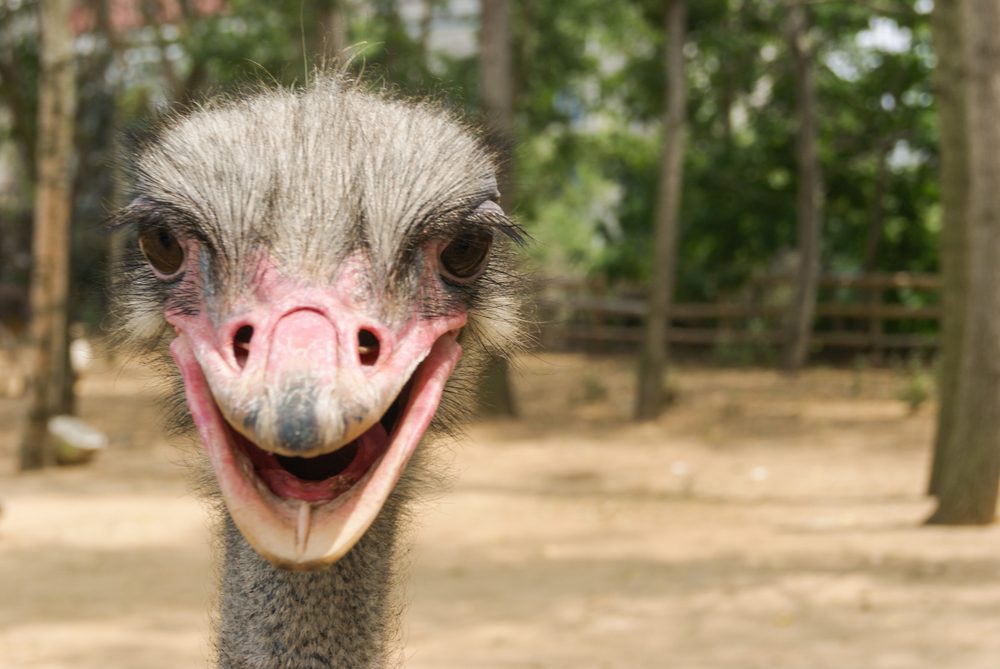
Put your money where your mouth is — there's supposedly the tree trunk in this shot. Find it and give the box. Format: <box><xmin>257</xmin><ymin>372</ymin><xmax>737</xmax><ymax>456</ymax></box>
<box><xmin>928</xmin><ymin>0</ymin><xmax>1000</xmax><ymax>524</ymax></box>
<box><xmin>19</xmin><ymin>0</ymin><xmax>77</xmax><ymax>471</ymax></box>
<box><xmin>477</xmin><ymin>0</ymin><xmax>517</xmax><ymax>417</ymax></box>
<box><xmin>314</xmin><ymin>0</ymin><xmax>349</xmax><ymax>63</ymax></box>
<box><xmin>862</xmin><ymin>141</ymin><xmax>892</xmax><ymax>274</ymax></box>
<box><xmin>479</xmin><ymin>0</ymin><xmax>515</xmax><ymax>201</ymax></box>
<box><xmin>635</xmin><ymin>0</ymin><xmax>686</xmax><ymax>421</ymax></box>
<box><xmin>860</xmin><ymin>140</ymin><xmax>892</xmax><ymax>361</ymax></box>
<box><xmin>927</xmin><ymin>0</ymin><xmax>969</xmax><ymax>498</ymax></box>
<box><xmin>782</xmin><ymin>0</ymin><xmax>823</xmax><ymax>373</ymax></box>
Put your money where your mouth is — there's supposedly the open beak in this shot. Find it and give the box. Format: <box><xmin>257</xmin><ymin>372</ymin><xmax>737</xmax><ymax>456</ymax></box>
<box><xmin>169</xmin><ymin>295</ymin><xmax>464</xmax><ymax>570</ymax></box>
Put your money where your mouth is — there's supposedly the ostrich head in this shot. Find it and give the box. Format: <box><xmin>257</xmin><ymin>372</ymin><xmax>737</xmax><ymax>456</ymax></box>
<box><xmin>113</xmin><ymin>78</ymin><xmax>524</xmax><ymax>569</ymax></box>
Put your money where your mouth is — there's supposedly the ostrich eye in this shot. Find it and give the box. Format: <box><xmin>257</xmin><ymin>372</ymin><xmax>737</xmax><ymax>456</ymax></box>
<box><xmin>439</xmin><ymin>228</ymin><xmax>493</xmax><ymax>282</ymax></box>
<box><xmin>138</xmin><ymin>226</ymin><xmax>185</xmax><ymax>278</ymax></box>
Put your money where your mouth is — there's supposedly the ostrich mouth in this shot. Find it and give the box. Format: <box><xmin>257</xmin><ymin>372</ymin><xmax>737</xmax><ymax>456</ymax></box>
<box><xmin>232</xmin><ymin>386</ymin><xmax>407</xmax><ymax>505</ymax></box>
<box><xmin>172</xmin><ymin>332</ymin><xmax>462</xmax><ymax>570</ymax></box>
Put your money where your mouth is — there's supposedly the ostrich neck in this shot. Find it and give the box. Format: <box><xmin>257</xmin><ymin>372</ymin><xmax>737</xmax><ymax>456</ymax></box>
<box><xmin>215</xmin><ymin>506</ymin><xmax>403</xmax><ymax>669</ymax></box>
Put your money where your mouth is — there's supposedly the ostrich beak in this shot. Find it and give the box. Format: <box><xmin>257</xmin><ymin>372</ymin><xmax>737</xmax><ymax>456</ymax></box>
<box><xmin>167</xmin><ymin>270</ymin><xmax>465</xmax><ymax>569</ymax></box>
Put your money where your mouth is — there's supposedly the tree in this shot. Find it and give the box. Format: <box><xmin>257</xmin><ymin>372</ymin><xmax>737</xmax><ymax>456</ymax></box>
<box><xmin>19</xmin><ymin>0</ymin><xmax>77</xmax><ymax>470</ymax></box>
<box><xmin>477</xmin><ymin>0</ymin><xmax>518</xmax><ymax>417</ymax></box>
<box><xmin>635</xmin><ymin>0</ymin><xmax>686</xmax><ymax>420</ymax></box>
<box><xmin>783</xmin><ymin>0</ymin><xmax>823</xmax><ymax>372</ymax></box>
<box><xmin>0</xmin><ymin>2</ymin><xmax>38</xmax><ymax>181</ymax></box>
<box><xmin>927</xmin><ymin>0</ymin><xmax>1000</xmax><ymax>525</ymax></box>
<box><xmin>314</xmin><ymin>0</ymin><xmax>349</xmax><ymax>63</ymax></box>
<box><xmin>926</xmin><ymin>0</ymin><xmax>968</xmax><ymax>498</ymax></box>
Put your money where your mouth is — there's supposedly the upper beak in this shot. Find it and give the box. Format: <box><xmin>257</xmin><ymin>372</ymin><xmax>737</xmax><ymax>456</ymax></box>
<box><xmin>210</xmin><ymin>308</ymin><xmax>412</xmax><ymax>458</ymax></box>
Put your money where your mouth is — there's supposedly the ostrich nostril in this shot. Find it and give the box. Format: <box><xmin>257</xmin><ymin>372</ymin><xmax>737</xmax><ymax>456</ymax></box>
<box><xmin>358</xmin><ymin>329</ymin><xmax>380</xmax><ymax>366</ymax></box>
<box><xmin>233</xmin><ymin>325</ymin><xmax>254</xmax><ymax>369</ymax></box>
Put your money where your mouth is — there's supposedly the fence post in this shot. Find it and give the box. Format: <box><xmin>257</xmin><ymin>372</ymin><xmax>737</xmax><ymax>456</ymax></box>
<box><xmin>868</xmin><ymin>279</ymin><xmax>885</xmax><ymax>362</ymax></box>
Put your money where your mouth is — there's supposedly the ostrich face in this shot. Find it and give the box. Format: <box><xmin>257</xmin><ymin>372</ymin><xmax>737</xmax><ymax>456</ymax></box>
<box><xmin>114</xmin><ymin>81</ymin><xmax>523</xmax><ymax>569</ymax></box>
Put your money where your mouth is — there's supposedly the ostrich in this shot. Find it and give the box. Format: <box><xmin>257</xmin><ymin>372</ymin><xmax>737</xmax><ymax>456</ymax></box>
<box><xmin>111</xmin><ymin>77</ymin><xmax>525</xmax><ymax>668</ymax></box>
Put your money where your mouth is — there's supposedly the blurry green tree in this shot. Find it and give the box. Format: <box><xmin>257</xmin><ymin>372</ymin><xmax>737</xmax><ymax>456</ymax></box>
<box><xmin>0</xmin><ymin>0</ymin><xmax>940</xmax><ymax>332</ymax></box>
<box><xmin>783</xmin><ymin>0</ymin><xmax>823</xmax><ymax>372</ymax></box>
<box><xmin>506</xmin><ymin>0</ymin><xmax>937</xmax><ymax>300</ymax></box>
<box><xmin>636</xmin><ymin>0</ymin><xmax>685</xmax><ymax>420</ymax></box>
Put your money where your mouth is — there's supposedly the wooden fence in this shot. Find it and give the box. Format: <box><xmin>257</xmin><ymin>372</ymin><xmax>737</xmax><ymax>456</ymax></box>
<box><xmin>533</xmin><ymin>273</ymin><xmax>941</xmax><ymax>356</ymax></box>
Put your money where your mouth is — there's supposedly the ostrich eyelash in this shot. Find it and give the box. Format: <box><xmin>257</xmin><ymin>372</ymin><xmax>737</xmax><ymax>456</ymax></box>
<box><xmin>481</xmin><ymin>212</ymin><xmax>528</xmax><ymax>247</ymax></box>
<box><xmin>108</xmin><ymin>196</ymin><xmax>210</xmax><ymax>244</ymax></box>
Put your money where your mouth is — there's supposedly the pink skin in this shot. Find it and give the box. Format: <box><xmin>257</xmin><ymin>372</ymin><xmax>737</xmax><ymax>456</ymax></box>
<box><xmin>164</xmin><ymin>245</ymin><xmax>467</xmax><ymax>567</ymax></box>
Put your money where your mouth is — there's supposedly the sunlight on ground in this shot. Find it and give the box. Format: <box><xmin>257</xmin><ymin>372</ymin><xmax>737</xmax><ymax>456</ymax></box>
<box><xmin>2</xmin><ymin>354</ymin><xmax>1000</xmax><ymax>669</ymax></box>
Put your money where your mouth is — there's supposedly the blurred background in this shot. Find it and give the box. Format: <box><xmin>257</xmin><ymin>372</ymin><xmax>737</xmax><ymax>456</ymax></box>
<box><xmin>5</xmin><ymin>0</ymin><xmax>1000</xmax><ymax>667</ymax></box>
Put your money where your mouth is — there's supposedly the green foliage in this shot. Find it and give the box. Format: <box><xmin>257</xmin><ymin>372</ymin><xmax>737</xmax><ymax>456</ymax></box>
<box><xmin>896</xmin><ymin>354</ymin><xmax>934</xmax><ymax>413</ymax></box>
<box><xmin>507</xmin><ymin>0</ymin><xmax>939</xmax><ymax>303</ymax></box>
<box><xmin>0</xmin><ymin>0</ymin><xmax>942</xmax><ymax>333</ymax></box>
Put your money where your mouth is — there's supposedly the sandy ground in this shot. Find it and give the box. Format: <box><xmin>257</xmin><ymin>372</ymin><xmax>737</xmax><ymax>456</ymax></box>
<box><xmin>2</xmin><ymin>353</ymin><xmax>1000</xmax><ymax>669</ymax></box>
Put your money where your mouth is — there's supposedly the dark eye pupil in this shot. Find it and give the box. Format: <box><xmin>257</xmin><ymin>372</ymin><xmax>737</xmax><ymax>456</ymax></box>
<box><xmin>440</xmin><ymin>229</ymin><xmax>492</xmax><ymax>280</ymax></box>
<box><xmin>139</xmin><ymin>227</ymin><xmax>185</xmax><ymax>277</ymax></box>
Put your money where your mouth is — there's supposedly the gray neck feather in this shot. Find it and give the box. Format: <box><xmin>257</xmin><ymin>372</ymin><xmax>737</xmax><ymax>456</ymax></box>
<box><xmin>216</xmin><ymin>507</ymin><xmax>403</xmax><ymax>669</ymax></box>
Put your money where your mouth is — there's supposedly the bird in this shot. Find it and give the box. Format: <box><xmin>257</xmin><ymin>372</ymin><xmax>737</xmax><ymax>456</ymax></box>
<box><xmin>110</xmin><ymin>76</ymin><xmax>525</xmax><ymax>668</ymax></box>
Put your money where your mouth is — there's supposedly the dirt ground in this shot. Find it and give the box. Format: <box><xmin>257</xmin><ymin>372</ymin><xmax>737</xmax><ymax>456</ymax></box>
<box><xmin>2</xmin><ymin>352</ymin><xmax>1000</xmax><ymax>669</ymax></box>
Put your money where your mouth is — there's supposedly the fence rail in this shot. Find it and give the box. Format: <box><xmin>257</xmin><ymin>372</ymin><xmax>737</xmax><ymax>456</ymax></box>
<box><xmin>534</xmin><ymin>273</ymin><xmax>940</xmax><ymax>355</ymax></box>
